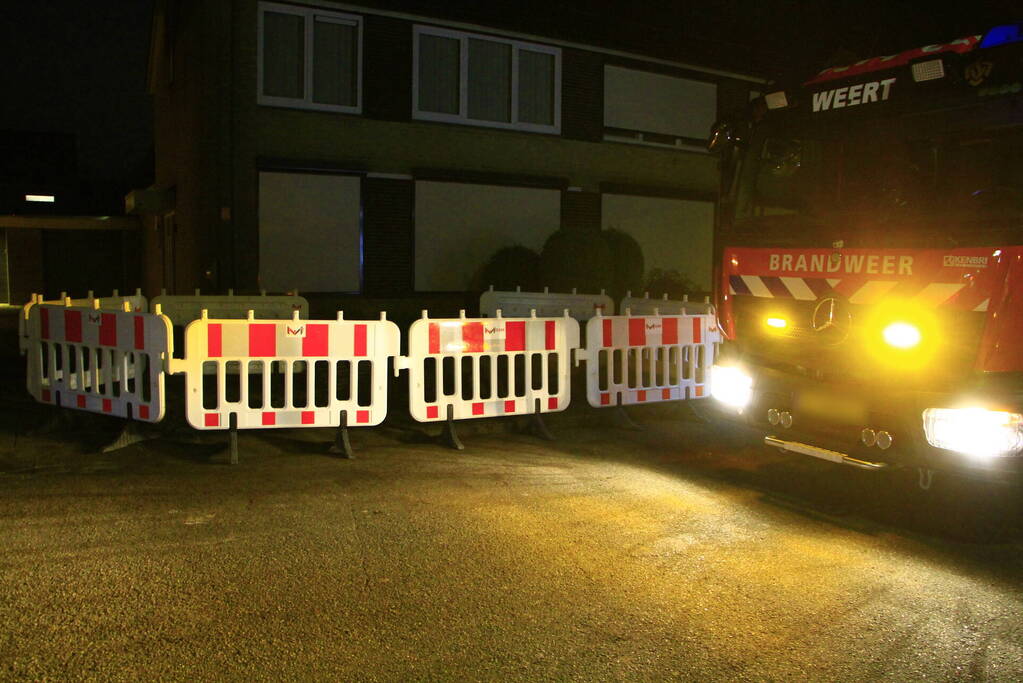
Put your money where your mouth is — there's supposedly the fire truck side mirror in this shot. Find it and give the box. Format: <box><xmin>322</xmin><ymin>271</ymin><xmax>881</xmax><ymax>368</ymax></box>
<box><xmin>707</xmin><ymin>118</ymin><xmax>747</xmax><ymax>153</ymax></box>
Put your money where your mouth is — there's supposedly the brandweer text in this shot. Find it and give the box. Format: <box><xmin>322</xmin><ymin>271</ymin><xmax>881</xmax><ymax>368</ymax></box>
<box><xmin>768</xmin><ymin>253</ymin><xmax>914</xmax><ymax>275</ymax></box>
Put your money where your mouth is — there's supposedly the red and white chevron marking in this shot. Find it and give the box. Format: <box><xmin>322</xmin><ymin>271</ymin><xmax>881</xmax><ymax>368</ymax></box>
<box><xmin>728</xmin><ymin>275</ymin><xmax>989</xmax><ymax>312</ymax></box>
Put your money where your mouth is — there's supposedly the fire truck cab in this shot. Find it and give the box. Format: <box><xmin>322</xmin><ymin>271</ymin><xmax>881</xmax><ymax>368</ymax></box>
<box><xmin>707</xmin><ymin>24</ymin><xmax>1023</xmax><ymax>481</ymax></box>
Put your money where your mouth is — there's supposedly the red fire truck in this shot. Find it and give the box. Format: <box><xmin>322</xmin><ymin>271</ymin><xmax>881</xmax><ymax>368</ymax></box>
<box><xmin>707</xmin><ymin>24</ymin><xmax>1023</xmax><ymax>483</ymax></box>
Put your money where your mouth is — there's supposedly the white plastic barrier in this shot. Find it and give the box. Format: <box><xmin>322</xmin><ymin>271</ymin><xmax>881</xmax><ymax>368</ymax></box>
<box><xmin>576</xmin><ymin>312</ymin><xmax>720</xmax><ymax>408</ymax></box>
<box><xmin>176</xmin><ymin>312</ymin><xmax>399</xmax><ymax>430</ymax></box>
<box><xmin>24</xmin><ymin>300</ymin><xmax>172</xmax><ymax>421</ymax></box>
<box><xmin>402</xmin><ymin>311</ymin><xmax>580</xmax><ymax>422</ymax></box>
<box><xmin>480</xmin><ymin>286</ymin><xmax>613</xmax><ymax>322</ymax></box>
<box><xmin>153</xmin><ymin>289</ymin><xmax>309</xmax><ymax>327</ymax></box>
<box><xmin>619</xmin><ymin>291</ymin><xmax>713</xmax><ymax>316</ymax></box>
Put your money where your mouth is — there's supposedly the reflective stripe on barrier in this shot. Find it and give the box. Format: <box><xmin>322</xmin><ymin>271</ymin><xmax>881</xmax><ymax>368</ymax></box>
<box><xmin>179</xmin><ymin>312</ymin><xmax>399</xmax><ymax>430</ymax></box>
<box><xmin>576</xmin><ymin>313</ymin><xmax>721</xmax><ymax>408</ymax></box>
<box><xmin>403</xmin><ymin>312</ymin><xmax>580</xmax><ymax>421</ymax></box>
<box><xmin>153</xmin><ymin>290</ymin><xmax>309</xmax><ymax>327</ymax></box>
<box><xmin>480</xmin><ymin>286</ymin><xmax>613</xmax><ymax>322</ymax></box>
<box><xmin>19</xmin><ymin>291</ymin><xmax>148</xmax><ymax>355</ymax></box>
<box><xmin>24</xmin><ymin>302</ymin><xmax>172</xmax><ymax>421</ymax></box>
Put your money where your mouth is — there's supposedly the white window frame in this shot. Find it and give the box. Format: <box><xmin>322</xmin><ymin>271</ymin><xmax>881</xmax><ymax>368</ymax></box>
<box><xmin>257</xmin><ymin>2</ymin><xmax>363</xmax><ymax>114</ymax></box>
<box><xmin>412</xmin><ymin>25</ymin><xmax>561</xmax><ymax>134</ymax></box>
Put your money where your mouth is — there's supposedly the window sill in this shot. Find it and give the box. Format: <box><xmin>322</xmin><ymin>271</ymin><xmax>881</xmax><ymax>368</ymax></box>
<box><xmin>602</xmin><ymin>131</ymin><xmax>708</xmax><ymax>154</ymax></box>
<box><xmin>413</xmin><ymin>111</ymin><xmax>560</xmax><ymax>136</ymax></box>
<box><xmin>257</xmin><ymin>96</ymin><xmax>362</xmax><ymax>116</ymax></box>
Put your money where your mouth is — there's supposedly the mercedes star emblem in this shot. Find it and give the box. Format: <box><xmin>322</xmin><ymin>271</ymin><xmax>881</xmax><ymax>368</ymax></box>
<box><xmin>811</xmin><ymin>297</ymin><xmax>851</xmax><ymax>344</ymax></box>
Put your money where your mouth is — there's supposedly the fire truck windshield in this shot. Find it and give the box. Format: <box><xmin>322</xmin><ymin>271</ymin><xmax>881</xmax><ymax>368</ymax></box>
<box><xmin>732</xmin><ymin>120</ymin><xmax>1023</xmax><ymax>246</ymax></box>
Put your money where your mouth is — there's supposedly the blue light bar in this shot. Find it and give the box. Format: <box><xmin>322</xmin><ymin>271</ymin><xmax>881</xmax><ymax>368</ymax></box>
<box><xmin>980</xmin><ymin>23</ymin><xmax>1023</xmax><ymax>49</ymax></box>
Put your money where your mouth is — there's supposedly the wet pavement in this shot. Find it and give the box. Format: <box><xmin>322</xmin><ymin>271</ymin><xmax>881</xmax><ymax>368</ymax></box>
<box><xmin>2</xmin><ymin>398</ymin><xmax>1023</xmax><ymax>681</ymax></box>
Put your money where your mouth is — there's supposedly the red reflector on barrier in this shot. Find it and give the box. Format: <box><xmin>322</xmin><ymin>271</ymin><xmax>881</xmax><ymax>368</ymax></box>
<box><xmin>600</xmin><ymin>393</ymin><xmax>610</xmax><ymax>405</ymax></box>
<box><xmin>545</xmin><ymin>321</ymin><xmax>556</xmax><ymax>350</ymax></box>
<box><xmin>134</xmin><ymin>315</ymin><xmax>145</xmax><ymax>350</ymax></box>
<box><xmin>548</xmin><ymin>397</ymin><xmax>558</xmax><ymax>410</ymax></box>
<box><xmin>637</xmin><ymin>390</ymin><xmax>646</xmax><ymax>402</ymax></box>
<box><xmin>99</xmin><ymin>313</ymin><xmax>117</xmax><ymax>347</ymax></box>
<box><xmin>426</xmin><ymin>405</ymin><xmax>439</xmax><ymax>419</ymax></box>
<box><xmin>138</xmin><ymin>405</ymin><xmax>150</xmax><ymax>420</ymax></box>
<box><xmin>662</xmin><ymin>388</ymin><xmax>671</xmax><ymax>400</ymax></box>
<box><xmin>42</xmin><ymin>389</ymin><xmax>51</xmax><ymax>402</ymax></box>
<box><xmin>472</xmin><ymin>402</ymin><xmax>484</xmax><ymax>415</ymax></box>
<box><xmin>353</xmin><ymin>324</ymin><xmax>367</xmax><ymax>357</ymax></box>
<box><xmin>692</xmin><ymin>318</ymin><xmax>702</xmax><ymax>344</ymax></box>
<box><xmin>428</xmin><ymin>323</ymin><xmax>440</xmax><ymax>354</ymax></box>
<box><xmin>102</xmin><ymin>398</ymin><xmax>112</xmax><ymax>413</ymax></box>
<box><xmin>303</xmin><ymin>324</ymin><xmax>329</xmax><ymax>357</ymax></box>
<box><xmin>663</xmin><ymin>318</ymin><xmax>678</xmax><ymax>345</ymax></box>
<box><xmin>463</xmin><ymin>323</ymin><xmax>484</xmax><ymax>353</ymax></box>
<box><xmin>602</xmin><ymin>318</ymin><xmax>613</xmax><ymax>347</ymax></box>
<box><xmin>504</xmin><ymin>400</ymin><xmax>516</xmax><ymax>413</ymax></box>
<box><xmin>205</xmin><ymin>413</ymin><xmax>219</xmax><ymax>427</ymax></box>
<box><xmin>695</xmin><ymin>385</ymin><xmax>704</xmax><ymax>397</ymax></box>
<box><xmin>505</xmin><ymin>321</ymin><xmax>525</xmax><ymax>352</ymax></box>
<box><xmin>356</xmin><ymin>410</ymin><xmax>369</xmax><ymax>424</ymax></box>
<box><xmin>249</xmin><ymin>324</ymin><xmax>276</xmax><ymax>357</ymax></box>
<box><xmin>301</xmin><ymin>411</ymin><xmax>315</xmax><ymax>424</ymax></box>
<box><xmin>65</xmin><ymin>311</ymin><xmax>82</xmax><ymax>343</ymax></box>
<box><xmin>629</xmin><ymin>318</ymin><xmax>646</xmax><ymax>347</ymax></box>
<box><xmin>208</xmin><ymin>324</ymin><xmax>222</xmax><ymax>357</ymax></box>
<box><xmin>262</xmin><ymin>412</ymin><xmax>275</xmax><ymax>426</ymax></box>
<box><xmin>76</xmin><ymin>395</ymin><xmax>86</xmax><ymax>408</ymax></box>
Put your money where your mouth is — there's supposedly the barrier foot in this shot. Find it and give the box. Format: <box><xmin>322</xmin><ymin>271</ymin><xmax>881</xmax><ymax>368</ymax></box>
<box><xmin>614</xmin><ymin>405</ymin><xmax>643</xmax><ymax>432</ymax></box>
<box><xmin>101</xmin><ymin>421</ymin><xmax>157</xmax><ymax>453</ymax></box>
<box><xmin>441</xmin><ymin>406</ymin><xmax>464</xmax><ymax>451</ymax></box>
<box><xmin>229</xmin><ymin>415</ymin><xmax>239</xmax><ymax>465</ymax></box>
<box><xmin>329</xmin><ymin>411</ymin><xmax>356</xmax><ymax>459</ymax></box>
<box><xmin>528</xmin><ymin>407</ymin><xmax>555</xmax><ymax>442</ymax></box>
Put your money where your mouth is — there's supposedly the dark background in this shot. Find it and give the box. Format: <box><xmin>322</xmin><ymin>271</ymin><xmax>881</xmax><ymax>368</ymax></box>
<box><xmin>0</xmin><ymin>0</ymin><xmax>1019</xmax><ymax>208</ymax></box>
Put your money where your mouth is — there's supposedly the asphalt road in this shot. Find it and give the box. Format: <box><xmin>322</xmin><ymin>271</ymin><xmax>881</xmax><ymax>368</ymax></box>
<box><xmin>2</xmin><ymin>406</ymin><xmax>1023</xmax><ymax>681</ymax></box>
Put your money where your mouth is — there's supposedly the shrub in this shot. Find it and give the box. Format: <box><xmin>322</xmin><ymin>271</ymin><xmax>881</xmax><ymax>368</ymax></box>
<box><xmin>540</xmin><ymin>230</ymin><xmax>612</xmax><ymax>293</ymax></box>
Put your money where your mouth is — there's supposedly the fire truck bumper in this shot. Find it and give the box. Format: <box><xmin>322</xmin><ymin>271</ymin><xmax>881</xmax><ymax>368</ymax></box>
<box><xmin>705</xmin><ymin>364</ymin><xmax>1023</xmax><ymax>482</ymax></box>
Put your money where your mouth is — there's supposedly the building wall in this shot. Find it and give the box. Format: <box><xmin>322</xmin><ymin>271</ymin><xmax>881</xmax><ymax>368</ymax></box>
<box><xmin>154</xmin><ymin>0</ymin><xmax>761</xmax><ymax>300</ymax></box>
<box><xmin>151</xmin><ymin>0</ymin><xmax>233</xmax><ymax>294</ymax></box>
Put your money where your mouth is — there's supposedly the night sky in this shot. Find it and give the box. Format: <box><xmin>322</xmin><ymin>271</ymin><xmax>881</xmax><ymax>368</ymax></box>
<box><xmin>0</xmin><ymin>0</ymin><xmax>1019</xmax><ymax>204</ymax></box>
<box><xmin>0</xmin><ymin>0</ymin><xmax>154</xmax><ymax>202</ymax></box>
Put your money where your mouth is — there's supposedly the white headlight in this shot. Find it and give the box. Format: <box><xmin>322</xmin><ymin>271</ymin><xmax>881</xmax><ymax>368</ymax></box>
<box><xmin>710</xmin><ymin>365</ymin><xmax>753</xmax><ymax>410</ymax></box>
<box><xmin>922</xmin><ymin>408</ymin><xmax>1023</xmax><ymax>458</ymax></box>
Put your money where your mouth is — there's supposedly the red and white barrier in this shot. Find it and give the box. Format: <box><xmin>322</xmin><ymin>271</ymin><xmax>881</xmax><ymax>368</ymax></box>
<box><xmin>402</xmin><ymin>311</ymin><xmax>580</xmax><ymax>422</ymax></box>
<box><xmin>576</xmin><ymin>311</ymin><xmax>720</xmax><ymax>408</ymax></box>
<box><xmin>177</xmin><ymin>311</ymin><xmax>399</xmax><ymax>430</ymax></box>
<box><xmin>24</xmin><ymin>300</ymin><xmax>172</xmax><ymax>421</ymax></box>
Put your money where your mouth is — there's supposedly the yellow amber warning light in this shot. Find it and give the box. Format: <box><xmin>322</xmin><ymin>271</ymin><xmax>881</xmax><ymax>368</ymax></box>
<box><xmin>882</xmin><ymin>321</ymin><xmax>921</xmax><ymax>349</ymax></box>
<box><xmin>766</xmin><ymin>317</ymin><xmax>788</xmax><ymax>330</ymax></box>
